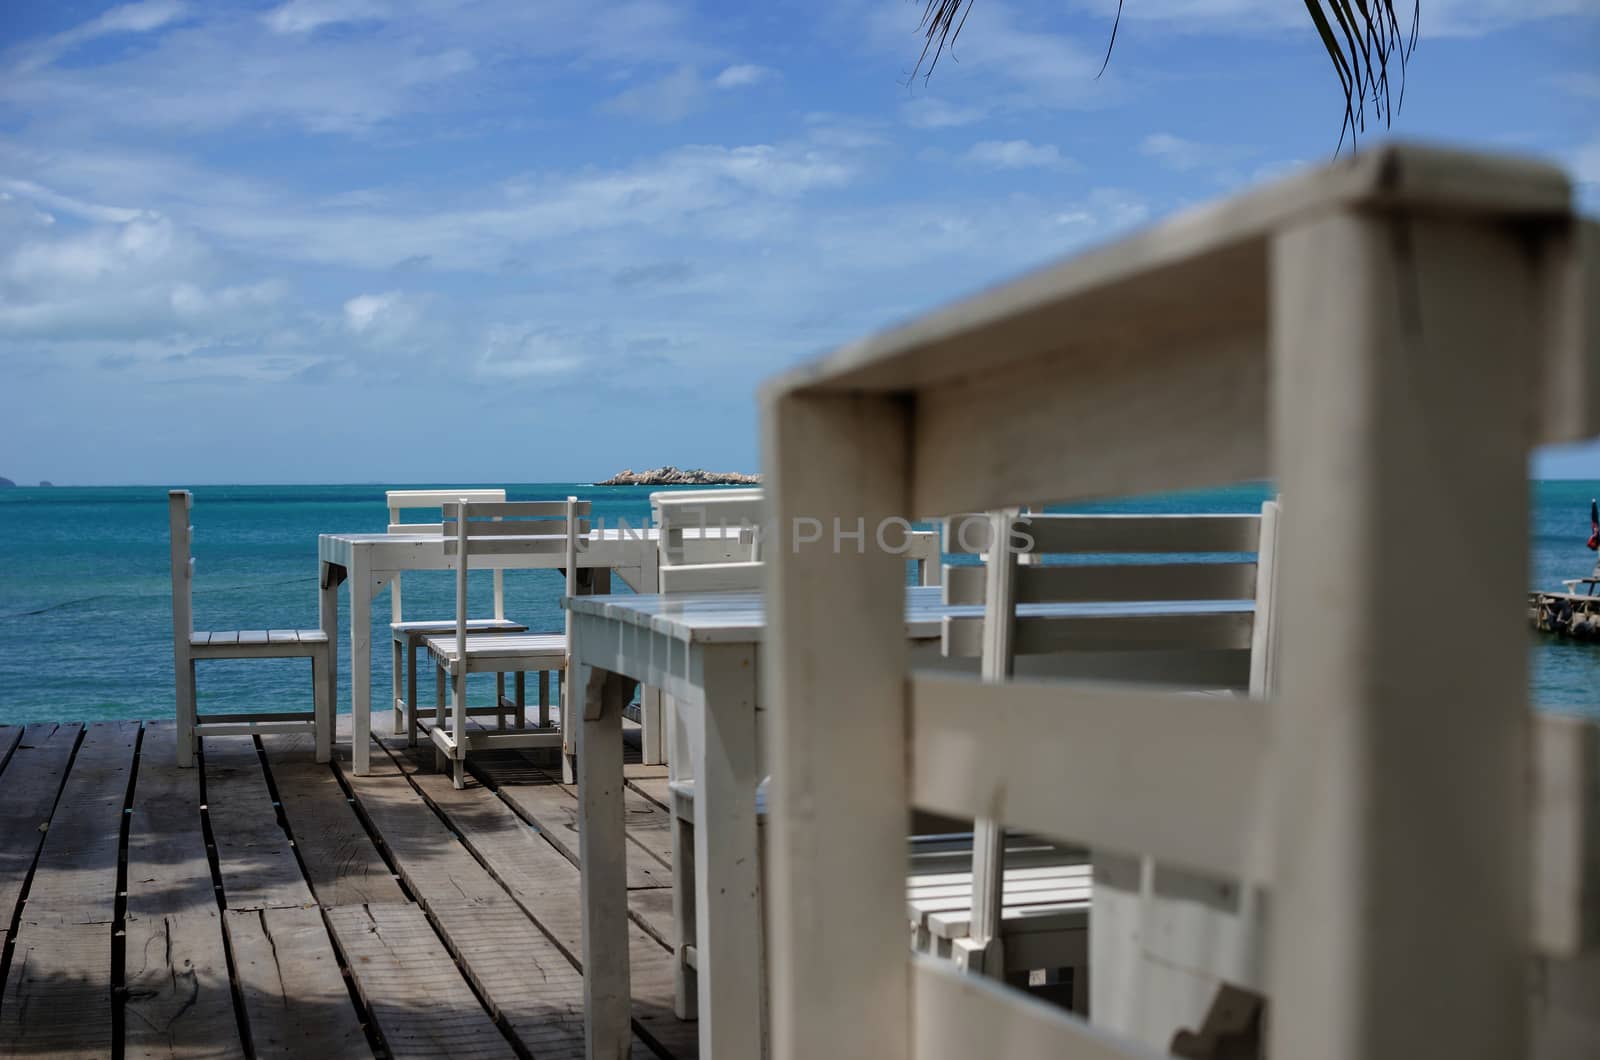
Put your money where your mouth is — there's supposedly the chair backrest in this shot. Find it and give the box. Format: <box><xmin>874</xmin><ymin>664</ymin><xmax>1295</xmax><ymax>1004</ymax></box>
<box><xmin>442</xmin><ymin>497</ymin><xmax>590</xmax><ymax>656</ymax></box>
<box><xmin>387</xmin><ymin>488</ymin><xmax>506</xmax><ymax>535</ymax></box>
<box><xmin>652</xmin><ymin>488</ymin><xmax>765</xmax><ymax>593</ymax></box>
<box><xmin>387</xmin><ymin>488</ymin><xmax>509</xmax><ymax>623</ymax></box>
<box><xmin>941</xmin><ymin>506</ymin><xmax>1275</xmax><ymax>691</ymax></box>
<box><xmin>168</xmin><ymin>490</ymin><xmax>195</xmax><ymax>645</ymax></box>
<box><xmin>935</xmin><ymin>502</ymin><xmax>1280</xmax><ymax>976</ymax></box>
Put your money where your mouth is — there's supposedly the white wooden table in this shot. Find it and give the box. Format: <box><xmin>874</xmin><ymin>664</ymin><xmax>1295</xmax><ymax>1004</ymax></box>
<box><xmin>318</xmin><ymin>527</ymin><xmax>745</xmax><ymax>775</ymax></box>
<box><xmin>568</xmin><ymin>587</ymin><xmax>1254</xmax><ymax>1059</ymax></box>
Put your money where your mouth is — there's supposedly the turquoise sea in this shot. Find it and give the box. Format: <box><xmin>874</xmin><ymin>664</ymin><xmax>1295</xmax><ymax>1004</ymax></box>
<box><xmin>1</xmin><ymin>481</ymin><xmax>1596</xmax><ymax>725</ymax></box>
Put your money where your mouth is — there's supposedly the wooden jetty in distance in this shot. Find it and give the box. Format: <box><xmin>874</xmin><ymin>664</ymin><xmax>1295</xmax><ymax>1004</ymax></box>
<box><xmin>1531</xmin><ymin>590</ymin><xmax>1600</xmax><ymax>641</ymax></box>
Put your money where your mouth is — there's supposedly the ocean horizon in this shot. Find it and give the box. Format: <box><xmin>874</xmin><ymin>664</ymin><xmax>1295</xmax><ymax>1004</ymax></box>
<box><xmin>2</xmin><ymin>480</ymin><xmax>1597</xmax><ymax>726</ymax></box>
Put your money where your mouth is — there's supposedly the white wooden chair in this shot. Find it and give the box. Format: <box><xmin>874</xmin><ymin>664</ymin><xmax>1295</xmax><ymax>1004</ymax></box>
<box><xmin>425</xmin><ymin>497</ymin><xmax>586</xmax><ymax>788</ymax></box>
<box><xmin>653</xmin><ymin>488</ymin><xmax>766</xmax><ymax>593</ymax></box>
<box><xmin>385</xmin><ymin>488</ymin><xmax>529</xmax><ymax>742</ymax></box>
<box><xmin>917</xmin><ymin>504</ymin><xmax>1279</xmax><ymax>1024</ymax></box>
<box><xmin>757</xmin><ymin>146</ymin><xmax>1599</xmax><ymax>1060</ymax></box>
<box><xmin>168</xmin><ymin>489</ymin><xmax>332</xmax><ymax>767</ymax></box>
<box><xmin>652</xmin><ymin>487</ymin><xmax>942</xmax><ymax>590</ymax></box>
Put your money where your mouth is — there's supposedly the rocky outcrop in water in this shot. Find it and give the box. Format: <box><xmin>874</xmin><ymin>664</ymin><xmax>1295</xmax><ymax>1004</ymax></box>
<box><xmin>599</xmin><ymin>466</ymin><xmax>760</xmax><ymax>486</ymax></box>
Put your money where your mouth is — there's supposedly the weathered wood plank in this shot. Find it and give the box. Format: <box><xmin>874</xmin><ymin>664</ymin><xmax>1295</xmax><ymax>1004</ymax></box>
<box><xmin>201</xmin><ymin>736</ymin><xmax>315</xmax><ymax>911</ymax></box>
<box><xmin>426</xmin><ymin>896</ymin><xmax>591</xmax><ymax>1060</ymax></box>
<box><xmin>124</xmin><ymin>721</ymin><xmax>242</xmax><ymax>1058</ymax></box>
<box><xmin>497</xmin><ymin>779</ymin><xmax>671</xmax><ymax>890</ymax></box>
<box><xmin>0</xmin><ymin>723</ymin><xmax>82</xmax><ymax>934</ymax></box>
<box><xmin>126</xmin><ymin>722</ymin><xmax>217</xmax><ymax>920</ymax></box>
<box><xmin>0</xmin><ymin>724</ymin><xmax>129</xmax><ymax>1055</ymax></box>
<box><xmin>323</xmin><ymin>903</ymin><xmax>514</xmax><ymax>1060</ymax></box>
<box><xmin>123</xmin><ymin>911</ymin><xmax>240</xmax><ymax>1059</ymax></box>
<box><xmin>365</xmin><ymin>731</ymin><xmax>693</xmax><ymax>1058</ymax></box>
<box><xmin>226</xmin><ymin>906</ymin><xmax>370</xmax><ymax>1059</ymax></box>
<box><xmin>0</xmin><ymin>726</ymin><xmax>24</xmax><ymax>773</ymax></box>
<box><xmin>23</xmin><ymin>721</ymin><xmax>138</xmax><ymax>926</ymax></box>
<box><xmin>0</xmin><ymin>921</ymin><xmax>113</xmax><ymax>1057</ymax></box>
<box><xmin>627</xmin><ymin>776</ymin><xmax>672</xmax><ymax>814</ymax></box>
<box><xmin>260</xmin><ymin>733</ymin><xmax>404</xmax><ymax>907</ymax></box>
<box><xmin>337</xmin><ymin>750</ymin><xmax>504</xmax><ymax>905</ymax></box>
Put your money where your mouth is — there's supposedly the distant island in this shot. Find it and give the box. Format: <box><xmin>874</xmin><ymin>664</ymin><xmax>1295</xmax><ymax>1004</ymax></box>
<box><xmin>599</xmin><ymin>466</ymin><xmax>761</xmax><ymax>486</ymax></box>
<box><xmin>0</xmin><ymin>476</ymin><xmax>14</xmax><ymax>488</ymax></box>
<box><xmin>39</xmin><ymin>481</ymin><xmax>53</xmax><ymax>487</ymax></box>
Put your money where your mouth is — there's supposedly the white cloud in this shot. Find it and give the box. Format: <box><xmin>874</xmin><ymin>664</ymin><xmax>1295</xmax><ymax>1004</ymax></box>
<box><xmin>604</xmin><ymin>66</ymin><xmax>707</xmax><ymax>123</ymax></box>
<box><xmin>1551</xmin><ymin>72</ymin><xmax>1600</xmax><ymax>100</ymax></box>
<box><xmin>263</xmin><ymin>0</ymin><xmax>388</xmax><ymax>35</ymax></box>
<box><xmin>2</xmin><ymin>3</ymin><xmax>699</xmax><ymax>136</ymax></box>
<box><xmin>902</xmin><ymin>97</ymin><xmax>986</xmax><ymax>129</ymax></box>
<box><xmin>477</xmin><ymin>325</ymin><xmax>586</xmax><ymax>379</ymax></box>
<box><xmin>1139</xmin><ymin>132</ymin><xmax>1253</xmax><ymax>176</ymax></box>
<box><xmin>965</xmin><ymin>139</ymin><xmax>1076</xmax><ymax>170</ymax></box>
<box><xmin>714</xmin><ymin>64</ymin><xmax>775</xmax><ymax>89</ymax></box>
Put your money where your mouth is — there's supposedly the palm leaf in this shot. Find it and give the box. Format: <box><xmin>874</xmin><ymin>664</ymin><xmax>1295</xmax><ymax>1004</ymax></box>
<box><xmin>910</xmin><ymin>1</ymin><xmax>1421</xmax><ymax>152</ymax></box>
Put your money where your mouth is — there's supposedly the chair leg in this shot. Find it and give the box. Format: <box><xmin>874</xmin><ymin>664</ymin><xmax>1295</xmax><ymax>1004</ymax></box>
<box><xmin>538</xmin><ymin>671</ymin><xmax>550</xmax><ymax>729</ymax></box>
<box><xmin>433</xmin><ymin>662</ymin><xmax>447</xmax><ymax>771</ymax></box>
<box><xmin>392</xmin><ymin>637</ymin><xmax>404</xmax><ymax>736</ymax></box>
<box><xmin>515</xmin><ymin>671</ymin><xmax>526</xmax><ymax>729</ymax></box>
<box><xmin>407</xmin><ymin>641</ymin><xmax>420</xmax><ymax>744</ymax></box>
<box><xmin>560</xmin><ymin>667</ymin><xmax>575</xmax><ymax>784</ymax></box>
<box><xmin>176</xmin><ymin>655</ymin><xmax>197</xmax><ymax>768</ymax></box>
<box><xmin>496</xmin><ymin>671</ymin><xmax>507</xmax><ymax>730</ymax></box>
<box><xmin>313</xmin><ymin>648</ymin><xmax>332</xmax><ymax>764</ymax></box>
<box><xmin>452</xmin><ymin>668</ymin><xmax>468</xmax><ymax>790</ymax></box>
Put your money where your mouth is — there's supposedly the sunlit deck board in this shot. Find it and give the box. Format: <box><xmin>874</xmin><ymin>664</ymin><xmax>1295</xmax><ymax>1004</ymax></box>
<box><xmin>123</xmin><ymin>722</ymin><xmax>241</xmax><ymax>1058</ymax></box>
<box><xmin>0</xmin><ymin>722</ymin><xmax>136</xmax><ymax>1055</ymax></box>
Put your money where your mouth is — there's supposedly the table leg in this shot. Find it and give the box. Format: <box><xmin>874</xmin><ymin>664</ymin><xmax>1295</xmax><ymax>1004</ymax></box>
<box><xmin>691</xmin><ymin>644</ymin><xmax>763</xmax><ymax>1059</ymax></box>
<box><xmin>319</xmin><ymin>560</ymin><xmax>343</xmax><ymax>761</ymax></box>
<box><xmin>350</xmin><ymin>555</ymin><xmax>373</xmax><ymax>776</ymax></box>
<box><xmin>577</xmin><ymin>661</ymin><xmax>632</xmax><ymax>1060</ymax></box>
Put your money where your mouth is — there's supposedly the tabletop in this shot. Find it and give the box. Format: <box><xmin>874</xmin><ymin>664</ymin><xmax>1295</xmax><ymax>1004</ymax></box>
<box><xmin>565</xmin><ymin>586</ymin><xmax>1255</xmax><ymax>645</ymax></box>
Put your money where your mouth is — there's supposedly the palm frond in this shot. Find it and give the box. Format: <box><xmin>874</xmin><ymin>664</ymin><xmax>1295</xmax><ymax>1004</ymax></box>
<box><xmin>910</xmin><ymin>1</ymin><xmax>1421</xmax><ymax>152</ymax></box>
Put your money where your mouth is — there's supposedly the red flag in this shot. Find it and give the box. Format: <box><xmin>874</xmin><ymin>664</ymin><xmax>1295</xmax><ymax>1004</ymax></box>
<box><xmin>1588</xmin><ymin>499</ymin><xmax>1597</xmax><ymax>551</ymax></box>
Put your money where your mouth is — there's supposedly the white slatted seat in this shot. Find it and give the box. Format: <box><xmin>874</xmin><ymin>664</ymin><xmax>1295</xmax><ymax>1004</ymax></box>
<box><xmin>169</xmin><ymin>490</ymin><xmax>332</xmax><ymax>766</ymax></box>
<box><xmin>385</xmin><ymin>489</ymin><xmax>531</xmax><ymax>743</ymax></box>
<box><xmin>426</xmin><ymin>497</ymin><xmax>587</xmax><ymax>788</ymax></box>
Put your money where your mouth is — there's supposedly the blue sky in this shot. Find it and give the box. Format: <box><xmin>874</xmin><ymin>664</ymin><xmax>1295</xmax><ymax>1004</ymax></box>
<box><xmin>1</xmin><ymin>0</ymin><xmax>1597</xmax><ymax>484</ymax></box>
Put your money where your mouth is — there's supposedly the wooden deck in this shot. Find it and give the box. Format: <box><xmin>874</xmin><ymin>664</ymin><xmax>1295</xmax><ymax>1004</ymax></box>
<box><xmin>0</xmin><ymin>712</ymin><xmax>694</xmax><ymax>1059</ymax></box>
